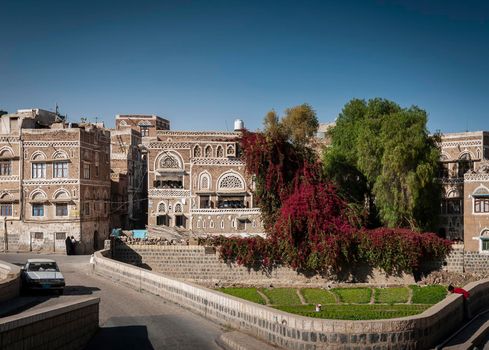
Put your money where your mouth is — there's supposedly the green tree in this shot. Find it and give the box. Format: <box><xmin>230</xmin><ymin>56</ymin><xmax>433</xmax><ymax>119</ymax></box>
<box><xmin>323</xmin><ymin>98</ymin><xmax>440</xmax><ymax>230</ymax></box>
<box><xmin>266</xmin><ymin>103</ymin><xmax>319</xmax><ymax>147</ymax></box>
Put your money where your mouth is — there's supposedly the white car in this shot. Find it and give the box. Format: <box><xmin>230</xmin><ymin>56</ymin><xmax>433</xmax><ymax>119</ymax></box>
<box><xmin>21</xmin><ymin>259</ymin><xmax>65</xmax><ymax>294</ymax></box>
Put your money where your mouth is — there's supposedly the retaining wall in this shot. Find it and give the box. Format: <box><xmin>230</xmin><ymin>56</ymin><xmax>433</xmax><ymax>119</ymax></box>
<box><xmin>0</xmin><ymin>261</ymin><xmax>21</xmax><ymax>303</ymax></box>
<box><xmin>443</xmin><ymin>245</ymin><xmax>489</xmax><ymax>275</ymax></box>
<box><xmin>112</xmin><ymin>242</ymin><xmax>415</xmax><ymax>287</ymax></box>
<box><xmin>94</xmin><ymin>249</ymin><xmax>485</xmax><ymax>350</ymax></box>
<box><xmin>0</xmin><ymin>297</ymin><xmax>100</xmax><ymax>350</ymax></box>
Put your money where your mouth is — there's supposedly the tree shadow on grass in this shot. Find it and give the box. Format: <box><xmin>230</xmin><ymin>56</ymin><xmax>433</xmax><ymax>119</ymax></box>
<box><xmin>85</xmin><ymin>325</ymin><xmax>154</xmax><ymax>350</ymax></box>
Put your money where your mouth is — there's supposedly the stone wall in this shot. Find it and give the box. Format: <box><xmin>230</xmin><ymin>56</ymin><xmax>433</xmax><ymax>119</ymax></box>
<box><xmin>0</xmin><ymin>297</ymin><xmax>99</xmax><ymax>350</ymax></box>
<box><xmin>0</xmin><ymin>261</ymin><xmax>20</xmax><ymax>303</ymax></box>
<box><xmin>112</xmin><ymin>242</ymin><xmax>415</xmax><ymax>287</ymax></box>
<box><xmin>94</xmin><ymin>249</ymin><xmax>483</xmax><ymax>350</ymax></box>
<box><xmin>444</xmin><ymin>245</ymin><xmax>489</xmax><ymax>274</ymax></box>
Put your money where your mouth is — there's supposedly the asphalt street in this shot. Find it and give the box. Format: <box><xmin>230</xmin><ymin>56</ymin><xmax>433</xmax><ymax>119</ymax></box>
<box><xmin>0</xmin><ymin>253</ymin><xmax>225</xmax><ymax>350</ymax></box>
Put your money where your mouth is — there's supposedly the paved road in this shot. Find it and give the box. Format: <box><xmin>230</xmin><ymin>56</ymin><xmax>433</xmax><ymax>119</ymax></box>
<box><xmin>0</xmin><ymin>253</ymin><xmax>225</xmax><ymax>350</ymax></box>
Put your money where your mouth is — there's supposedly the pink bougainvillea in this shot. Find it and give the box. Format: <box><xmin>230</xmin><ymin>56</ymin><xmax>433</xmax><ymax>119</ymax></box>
<box><xmin>207</xmin><ymin>130</ymin><xmax>452</xmax><ymax>274</ymax></box>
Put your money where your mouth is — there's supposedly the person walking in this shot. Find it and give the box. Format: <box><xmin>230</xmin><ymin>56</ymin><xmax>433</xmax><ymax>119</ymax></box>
<box><xmin>65</xmin><ymin>236</ymin><xmax>72</xmax><ymax>255</ymax></box>
<box><xmin>70</xmin><ymin>236</ymin><xmax>76</xmax><ymax>255</ymax></box>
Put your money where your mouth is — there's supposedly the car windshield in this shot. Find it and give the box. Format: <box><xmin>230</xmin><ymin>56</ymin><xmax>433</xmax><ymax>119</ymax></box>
<box><xmin>27</xmin><ymin>262</ymin><xmax>59</xmax><ymax>272</ymax></box>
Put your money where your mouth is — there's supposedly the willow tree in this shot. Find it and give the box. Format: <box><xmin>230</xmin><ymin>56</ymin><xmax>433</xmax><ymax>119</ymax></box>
<box><xmin>323</xmin><ymin>98</ymin><xmax>441</xmax><ymax>231</ymax></box>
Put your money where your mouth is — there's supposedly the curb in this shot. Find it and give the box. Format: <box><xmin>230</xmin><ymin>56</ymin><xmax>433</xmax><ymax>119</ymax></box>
<box><xmin>216</xmin><ymin>331</ymin><xmax>281</xmax><ymax>350</ymax></box>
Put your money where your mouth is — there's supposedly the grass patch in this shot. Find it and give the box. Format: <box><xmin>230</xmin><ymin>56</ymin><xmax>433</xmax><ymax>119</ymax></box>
<box><xmin>375</xmin><ymin>287</ymin><xmax>409</xmax><ymax>304</ymax></box>
<box><xmin>301</xmin><ymin>288</ymin><xmax>337</xmax><ymax>304</ymax></box>
<box><xmin>410</xmin><ymin>285</ymin><xmax>447</xmax><ymax>304</ymax></box>
<box><xmin>332</xmin><ymin>287</ymin><xmax>371</xmax><ymax>304</ymax></box>
<box><xmin>218</xmin><ymin>288</ymin><xmax>265</xmax><ymax>304</ymax></box>
<box><xmin>275</xmin><ymin>304</ymin><xmax>430</xmax><ymax>320</ymax></box>
<box><xmin>261</xmin><ymin>288</ymin><xmax>301</xmax><ymax>305</ymax></box>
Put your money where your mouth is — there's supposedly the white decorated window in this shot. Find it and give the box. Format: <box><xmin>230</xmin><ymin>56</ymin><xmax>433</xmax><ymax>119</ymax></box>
<box><xmin>174</xmin><ymin>203</ymin><xmax>182</xmax><ymax>213</ymax></box>
<box><xmin>219</xmin><ymin>174</ymin><xmax>244</xmax><ymax>189</ymax></box>
<box><xmin>158</xmin><ymin>202</ymin><xmax>166</xmax><ymax>213</ymax></box>
<box><xmin>160</xmin><ymin>155</ymin><xmax>179</xmax><ymax>169</ymax></box>
<box><xmin>216</xmin><ymin>146</ymin><xmax>224</xmax><ymax>157</ymax></box>
<box><xmin>205</xmin><ymin>145</ymin><xmax>212</xmax><ymax>158</ymax></box>
<box><xmin>193</xmin><ymin>145</ymin><xmax>201</xmax><ymax>157</ymax></box>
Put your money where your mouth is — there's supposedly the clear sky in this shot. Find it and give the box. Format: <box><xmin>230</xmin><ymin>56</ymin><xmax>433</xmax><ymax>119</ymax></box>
<box><xmin>1</xmin><ymin>0</ymin><xmax>488</xmax><ymax>133</ymax></box>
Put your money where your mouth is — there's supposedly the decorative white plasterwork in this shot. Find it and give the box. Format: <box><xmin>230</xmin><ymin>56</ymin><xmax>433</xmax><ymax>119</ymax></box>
<box><xmin>440</xmin><ymin>140</ymin><xmax>482</xmax><ymax>148</ymax></box>
<box><xmin>148</xmin><ymin>189</ymin><xmax>190</xmax><ymax>198</ymax></box>
<box><xmin>0</xmin><ymin>137</ymin><xmax>18</xmax><ymax>143</ymax></box>
<box><xmin>217</xmin><ymin>170</ymin><xmax>245</xmax><ymax>191</ymax></box>
<box><xmin>441</xmin><ymin>178</ymin><xmax>464</xmax><ymax>185</ymax></box>
<box><xmin>154</xmin><ymin>150</ymin><xmax>184</xmax><ymax>170</ymax></box>
<box><xmin>0</xmin><ymin>146</ymin><xmax>15</xmax><ymax>157</ymax></box>
<box><xmin>29</xmin><ymin>189</ymin><xmax>48</xmax><ymax>200</ymax></box>
<box><xmin>0</xmin><ymin>175</ymin><xmax>20</xmax><ymax>182</ymax></box>
<box><xmin>52</xmin><ymin>150</ymin><xmax>69</xmax><ymax>159</ymax></box>
<box><xmin>156</xmin><ymin>131</ymin><xmax>240</xmax><ymax>137</ymax></box>
<box><xmin>192</xmin><ymin>158</ymin><xmax>244</xmax><ymax>166</ymax></box>
<box><xmin>191</xmin><ymin>208</ymin><xmax>261</xmax><ymax>215</ymax></box>
<box><xmin>24</xmin><ymin>141</ymin><xmax>80</xmax><ymax>147</ymax></box>
<box><xmin>23</xmin><ymin>178</ymin><xmax>79</xmax><ymax>186</ymax></box>
<box><xmin>147</xmin><ymin>142</ymin><xmax>192</xmax><ymax>149</ymax></box>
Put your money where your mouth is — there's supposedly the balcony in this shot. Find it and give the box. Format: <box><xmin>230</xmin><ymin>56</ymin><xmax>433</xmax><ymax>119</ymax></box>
<box><xmin>148</xmin><ymin>188</ymin><xmax>190</xmax><ymax>198</ymax></box>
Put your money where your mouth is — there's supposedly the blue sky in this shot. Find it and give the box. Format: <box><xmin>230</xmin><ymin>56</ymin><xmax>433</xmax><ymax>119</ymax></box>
<box><xmin>0</xmin><ymin>0</ymin><xmax>488</xmax><ymax>132</ymax></box>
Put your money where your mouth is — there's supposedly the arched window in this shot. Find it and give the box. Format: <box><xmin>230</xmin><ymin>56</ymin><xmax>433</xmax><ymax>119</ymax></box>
<box><xmin>193</xmin><ymin>145</ymin><xmax>201</xmax><ymax>157</ymax></box>
<box><xmin>218</xmin><ymin>173</ymin><xmax>244</xmax><ymax>190</ymax></box>
<box><xmin>220</xmin><ymin>221</ymin><xmax>224</xmax><ymax>229</ymax></box>
<box><xmin>158</xmin><ymin>202</ymin><xmax>166</xmax><ymax>213</ymax></box>
<box><xmin>481</xmin><ymin>229</ymin><xmax>489</xmax><ymax>252</ymax></box>
<box><xmin>201</xmin><ymin>176</ymin><xmax>209</xmax><ymax>189</ymax></box>
<box><xmin>160</xmin><ymin>155</ymin><xmax>179</xmax><ymax>169</ymax></box>
<box><xmin>216</xmin><ymin>146</ymin><xmax>224</xmax><ymax>157</ymax></box>
<box><xmin>210</xmin><ymin>220</ymin><xmax>214</xmax><ymax>228</ymax></box>
<box><xmin>199</xmin><ymin>172</ymin><xmax>211</xmax><ymax>190</ymax></box>
<box><xmin>205</xmin><ymin>145</ymin><xmax>212</xmax><ymax>158</ymax></box>
<box><xmin>458</xmin><ymin>153</ymin><xmax>473</xmax><ymax>177</ymax></box>
<box><xmin>226</xmin><ymin>145</ymin><xmax>234</xmax><ymax>155</ymax></box>
<box><xmin>174</xmin><ymin>203</ymin><xmax>182</xmax><ymax>213</ymax></box>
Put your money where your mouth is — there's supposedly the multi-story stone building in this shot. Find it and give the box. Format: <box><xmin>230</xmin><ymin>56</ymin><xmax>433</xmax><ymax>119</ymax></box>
<box><xmin>0</xmin><ymin>109</ymin><xmax>111</xmax><ymax>254</ymax></box>
<box><xmin>139</xmin><ymin>119</ymin><xmax>264</xmax><ymax>237</ymax></box>
<box><xmin>438</xmin><ymin>131</ymin><xmax>489</xmax><ymax>252</ymax></box>
<box><xmin>110</xmin><ymin>120</ymin><xmax>146</xmax><ymax>229</ymax></box>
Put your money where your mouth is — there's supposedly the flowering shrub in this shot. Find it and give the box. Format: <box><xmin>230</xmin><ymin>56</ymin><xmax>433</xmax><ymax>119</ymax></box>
<box><xmin>357</xmin><ymin>228</ymin><xmax>452</xmax><ymax>274</ymax></box>
<box><xmin>207</xmin><ymin>130</ymin><xmax>452</xmax><ymax>275</ymax></box>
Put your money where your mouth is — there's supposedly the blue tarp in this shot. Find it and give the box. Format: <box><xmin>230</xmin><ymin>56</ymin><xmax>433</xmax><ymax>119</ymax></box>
<box><xmin>111</xmin><ymin>228</ymin><xmax>122</xmax><ymax>237</ymax></box>
<box><xmin>132</xmin><ymin>230</ymin><xmax>147</xmax><ymax>239</ymax></box>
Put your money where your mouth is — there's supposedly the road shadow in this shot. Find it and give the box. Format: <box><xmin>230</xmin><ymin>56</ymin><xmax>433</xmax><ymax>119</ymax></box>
<box><xmin>85</xmin><ymin>325</ymin><xmax>154</xmax><ymax>350</ymax></box>
<box><xmin>0</xmin><ymin>295</ymin><xmax>52</xmax><ymax>317</ymax></box>
<box><xmin>63</xmin><ymin>285</ymin><xmax>100</xmax><ymax>295</ymax></box>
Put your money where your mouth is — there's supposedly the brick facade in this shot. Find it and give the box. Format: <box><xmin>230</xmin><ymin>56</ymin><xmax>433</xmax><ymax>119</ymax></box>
<box><xmin>0</xmin><ymin>109</ymin><xmax>110</xmax><ymax>254</ymax></box>
<box><xmin>143</xmin><ymin>129</ymin><xmax>265</xmax><ymax>236</ymax></box>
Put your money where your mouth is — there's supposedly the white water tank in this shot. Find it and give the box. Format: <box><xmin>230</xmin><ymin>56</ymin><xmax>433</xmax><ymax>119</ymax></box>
<box><xmin>234</xmin><ymin>119</ymin><xmax>244</xmax><ymax>131</ymax></box>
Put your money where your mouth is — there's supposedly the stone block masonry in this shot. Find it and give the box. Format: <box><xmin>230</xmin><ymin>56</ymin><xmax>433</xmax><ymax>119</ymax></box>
<box><xmin>95</xmin><ymin>249</ymin><xmax>489</xmax><ymax>349</ymax></box>
<box><xmin>444</xmin><ymin>245</ymin><xmax>489</xmax><ymax>275</ymax></box>
<box><xmin>0</xmin><ymin>297</ymin><xmax>99</xmax><ymax>350</ymax></box>
<box><xmin>112</xmin><ymin>242</ymin><xmax>415</xmax><ymax>287</ymax></box>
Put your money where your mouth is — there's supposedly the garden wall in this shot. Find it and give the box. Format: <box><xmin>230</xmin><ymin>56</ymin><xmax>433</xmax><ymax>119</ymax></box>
<box><xmin>443</xmin><ymin>244</ymin><xmax>489</xmax><ymax>275</ymax></box>
<box><xmin>0</xmin><ymin>261</ymin><xmax>21</xmax><ymax>303</ymax></box>
<box><xmin>112</xmin><ymin>241</ymin><xmax>415</xmax><ymax>287</ymax></box>
<box><xmin>0</xmin><ymin>297</ymin><xmax>100</xmax><ymax>350</ymax></box>
<box><xmin>94</xmin><ymin>249</ymin><xmax>485</xmax><ymax>350</ymax></box>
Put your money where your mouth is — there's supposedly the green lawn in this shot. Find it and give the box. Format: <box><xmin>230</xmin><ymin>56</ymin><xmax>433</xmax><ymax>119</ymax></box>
<box><xmin>301</xmin><ymin>288</ymin><xmax>337</xmax><ymax>304</ymax></box>
<box><xmin>332</xmin><ymin>287</ymin><xmax>372</xmax><ymax>304</ymax></box>
<box><xmin>410</xmin><ymin>285</ymin><xmax>447</xmax><ymax>304</ymax></box>
<box><xmin>218</xmin><ymin>287</ymin><xmax>266</xmax><ymax>304</ymax></box>
<box><xmin>375</xmin><ymin>287</ymin><xmax>410</xmax><ymax>304</ymax></box>
<box><xmin>276</xmin><ymin>304</ymin><xmax>430</xmax><ymax>320</ymax></box>
<box><xmin>216</xmin><ymin>285</ymin><xmax>447</xmax><ymax>320</ymax></box>
<box><xmin>261</xmin><ymin>288</ymin><xmax>301</xmax><ymax>305</ymax></box>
